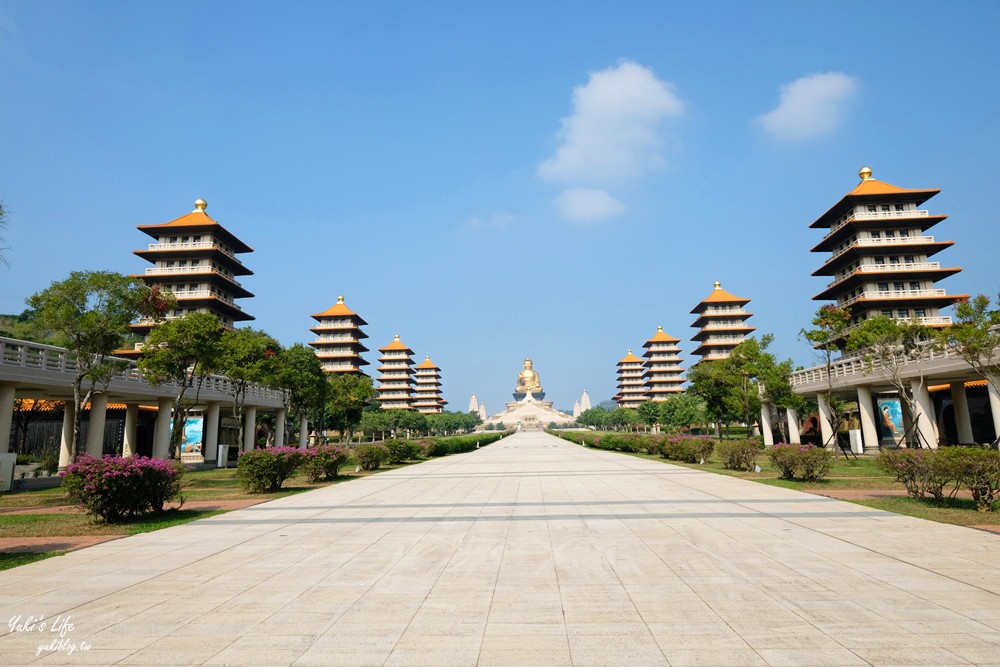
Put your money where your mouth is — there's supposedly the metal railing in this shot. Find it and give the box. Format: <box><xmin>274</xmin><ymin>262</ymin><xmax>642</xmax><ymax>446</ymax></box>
<box><xmin>828</xmin><ymin>262</ymin><xmax>942</xmax><ymax>289</ymax></box>
<box><xmin>828</xmin><ymin>235</ymin><xmax>938</xmax><ymax>261</ymax></box>
<box><xmin>839</xmin><ymin>289</ymin><xmax>948</xmax><ymax>308</ymax></box>
<box><xmin>825</xmin><ymin>209</ymin><xmax>929</xmax><ymax>239</ymax></box>
<box><xmin>146</xmin><ymin>241</ymin><xmax>239</xmax><ymax>260</ymax></box>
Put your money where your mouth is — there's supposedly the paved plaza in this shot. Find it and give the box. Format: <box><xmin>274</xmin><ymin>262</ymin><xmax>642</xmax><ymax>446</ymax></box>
<box><xmin>3</xmin><ymin>432</ymin><xmax>1000</xmax><ymax>666</ymax></box>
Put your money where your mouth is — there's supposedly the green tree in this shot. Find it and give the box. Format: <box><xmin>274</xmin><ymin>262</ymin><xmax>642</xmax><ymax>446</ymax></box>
<box><xmin>27</xmin><ymin>271</ymin><xmax>164</xmax><ymax>459</ymax></box>
<box><xmin>800</xmin><ymin>304</ymin><xmax>853</xmax><ymax>443</ymax></box>
<box><xmin>218</xmin><ymin>327</ymin><xmax>281</xmax><ymax>449</ymax></box>
<box><xmin>326</xmin><ymin>373</ymin><xmax>375</xmax><ymax>442</ymax></box>
<box><xmin>658</xmin><ymin>393</ymin><xmax>707</xmax><ymax>431</ymax></box>
<box><xmin>727</xmin><ymin>335</ymin><xmax>804</xmax><ymax>442</ymax></box>
<box><xmin>940</xmin><ymin>293</ymin><xmax>1000</xmax><ymax>404</ymax></box>
<box><xmin>272</xmin><ymin>344</ymin><xmax>328</xmax><ymax>444</ymax></box>
<box><xmin>138</xmin><ymin>313</ymin><xmax>225</xmax><ymax>458</ymax></box>
<box><xmin>687</xmin><ymin>360</ymin><xmax>740</xmax><ymax>438</ymax></box>
<box><xmin>578</xmin><ymin>407</ymin><xmax>610</xmax><ymax>429</ymax></box>
<box><xmin>637</xmin><ymin>401</ymin><xmax>660</xmax><ymax>430</ymax></box>
<box><xmin>847</xmin><ymin>316</ymin><xmax>937</xmax><ymax>447</ymax></box>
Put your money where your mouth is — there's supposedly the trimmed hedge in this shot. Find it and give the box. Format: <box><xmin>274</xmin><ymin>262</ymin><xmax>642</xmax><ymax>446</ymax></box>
<box><xmin>62</xmin><ymin>455</ymin><xmax>185</xmax><ymax>523</ymax></box>
<box><xmin>878</xmin><ymin>447</ymin><xmax>1000</xmax><ymax>511</ymax></box>
<box><xmin>384</xmin><ymin>439</ymin><xmax>422</xmax><ymax>463</ymax></box>
<box><xmin>716</xmin><ymin>439</ymin><xmax>761</xmax><ymax>471</ymax></box>
<box><xmin>237</xmin><ymin>447</ymin><xmax>304</xmax><ymax>493</ymax></box>
<box><xmin>354</xmin><ymin>443</ymin><xmax>391</xmax><ymax>470</ymax></box>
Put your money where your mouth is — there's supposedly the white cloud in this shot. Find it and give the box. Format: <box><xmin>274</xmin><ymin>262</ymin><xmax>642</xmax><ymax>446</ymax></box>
<box><xmin>465</xmin><ymin>212</ymin><xmax>516</xmax><ymax>230</ymax></box>
<box><xmin>554</xmin><ymin>188</ymin><xmax>627</xmax><ymax>223</ymax></box>
<box><xmin>757</xmin><ymin>72</ymin><xmax>859</xmax><ymax>141</ymax></box>
<box><xmin>538</xmin><ymin>61</ymin><xmax>684</xmax><ymax>185</ymax></box>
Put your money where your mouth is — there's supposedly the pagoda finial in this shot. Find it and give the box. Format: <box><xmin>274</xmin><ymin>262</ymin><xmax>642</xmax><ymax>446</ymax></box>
<box><xmin>627</xmin><ymin>348</ymin><xmax>632</xmax><ymax>354</ymax></box>
<box><xmin>394</xmin><ymin>334</ymin><xmax>400</xmax><ymax>341</ymax></box>
<box><xmin>193</xmin><ymin>198</ymin><xmax>207</xmax><ymax>212</ymax></box>
<box><xmin>425</xmin><ymin>355</ymin><xmax>430</xmax><ymax>360</ymax></box>
<box><xmin>859</xmin><ymin>166</ymin><xmax>873</xmax><ymax>180</ymax></box>
<box><xmin>337</xmin><ymin>295</ymin><xmax>345</xmax><ymax>304</ymax></box>
<box><xmin>657</xmin><ymin>325</ymin><xmax>663</xmax><ymax>332</ymax></box>
<box><xmin>714</xmin><ymin>281</ymin><xmax>721</xmax><ymax>289</ymax></box>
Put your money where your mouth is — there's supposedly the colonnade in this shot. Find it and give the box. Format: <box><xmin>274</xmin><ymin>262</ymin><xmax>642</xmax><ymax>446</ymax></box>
<box><xmin>760</xmin><ymin>376</ymin><xmax>1000</xmax><ymax>452</ymax></box>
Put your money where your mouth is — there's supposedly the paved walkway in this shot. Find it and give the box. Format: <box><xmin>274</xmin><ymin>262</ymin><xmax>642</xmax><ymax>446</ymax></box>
<box><xmin>2</xmin><ymin>431</ymin><xmax>1000</xmax><ymax>666</ymax></box>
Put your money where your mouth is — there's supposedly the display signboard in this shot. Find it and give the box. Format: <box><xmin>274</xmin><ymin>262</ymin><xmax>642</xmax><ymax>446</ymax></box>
<box><xmin>877</xmin><ymin>398</ymin><xmax>904</xmax><ymax>444</ymax></box>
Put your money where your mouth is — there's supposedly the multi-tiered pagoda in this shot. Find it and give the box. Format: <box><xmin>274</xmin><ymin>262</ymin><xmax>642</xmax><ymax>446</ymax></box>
<box><xmin>412</xmin><ymin>356</ymin><xmax>447</xmax><ymax>414</ymax></box>
<box><xmin>642</xmin><ymin>326</ymin><xmax>685</xmax><ymax>400</ymax></box>
<box><xmin>810</xmin><ymin>167</ymin><xmax>966</xmax><ymax>341</ymax></box>
<box><xmin>376</xmin><ymin>335</ymin><xmax>415</xmax><ymax>410</ymax></box>
<box><xmin>309</xmin><ymin>296</ymin><xmax>370</xmax><ymax>374</ymax></box>
<box><xmin>690</xmin><ymin>282</ymin><xmax>755</xmax><ymax>363</ymax></box>
<box><xmin>615</xmin><ymin>350</ymin><xmax>647</xmax><ymax>409</ymax></box>
<box><xmin>123</xmin><ymin>199</ymin><xmax>254</xmax><ymax>356</ymax></box>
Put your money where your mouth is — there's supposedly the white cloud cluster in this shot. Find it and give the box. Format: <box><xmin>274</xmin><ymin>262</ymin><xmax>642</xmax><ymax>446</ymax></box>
<box><xmin>539</xmin><ymin>61</ymin><xmax>683</xmax><ymax>223</ymax></box>
<box><xmin>757</xmin><ymin>72</ymin><xmax>858</xmax><ymax>141</ymax></box>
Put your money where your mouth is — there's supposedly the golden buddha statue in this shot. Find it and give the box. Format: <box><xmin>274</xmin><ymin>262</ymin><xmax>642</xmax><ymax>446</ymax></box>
<box><xmin>515</xmin><ymin>358</ymin><xmax>543</xmax><ymax>394</ymax></box>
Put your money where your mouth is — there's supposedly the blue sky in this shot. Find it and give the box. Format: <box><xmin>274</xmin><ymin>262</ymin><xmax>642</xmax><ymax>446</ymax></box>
<box><xmin>2</xmin><ymin>1</ymin><xmax>999</xmax><ymax>414</ymax></box>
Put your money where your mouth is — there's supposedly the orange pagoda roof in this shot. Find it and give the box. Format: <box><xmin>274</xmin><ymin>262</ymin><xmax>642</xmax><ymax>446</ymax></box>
<box><xmin>810</xmin><ymin>167</ymin><xmax>940</xmax><ymax>229</ymax></box>
<box><xmin>379</xmin><ymin>334</ymin><xmax>414</xmax><ymax>353</ymax></box>
<box><xmin>642</xmin><ymin>325</ymin><xmax>680</xmax><ymax>346</ymax></box>
<box><xmin>617</xmin><ymin>350</ymin><xmax>644</xmax><ymax>365</ymax></box>
<box><xmin>312</xmin><ymin>295</ymin><xmax>368</xmax><ymax>324</ymax></box>
<box><xmin>415</xmin><ymin>356</ymin><xmax>440</xmax><ymax>370</ymax></box>
<box><xmin>136</xmin><ymin>199</ymin><xmax>253</xmax><ymax>253</ymax></box>
<box><xmin>690</xmin><ymin>282</ymin><xmax>750</xmax><ymax>313</ymax></box>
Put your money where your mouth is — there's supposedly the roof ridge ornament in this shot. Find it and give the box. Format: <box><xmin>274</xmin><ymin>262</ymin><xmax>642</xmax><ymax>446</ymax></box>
<box><xmin>859</xmin><ymin>166</ymin><xmax>873</xmax><ymax>181</ymax></box>
<box><xmin>714</xmin><ymin>281</ymin><xmax>721</xmax><ymax>289</ymax></box>
<box><xmin>193</xmin><ymin>198</ymin><xmax>207</xmax><ymax>212</ymax></box>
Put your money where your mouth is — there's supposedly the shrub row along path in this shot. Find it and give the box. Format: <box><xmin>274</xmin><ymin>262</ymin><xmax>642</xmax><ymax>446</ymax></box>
<box><xmin>3</xmin><ymin>431</ymin><xmax>1000</xmax><ymax>666</ymax></box>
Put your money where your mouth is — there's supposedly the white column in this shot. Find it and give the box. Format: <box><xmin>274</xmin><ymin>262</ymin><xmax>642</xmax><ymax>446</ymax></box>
<box><xmin>85</xmin><ymin>392</ymin><xmax>108</xmax><ymax>458</ymax></box>
<box><xmin>988</xmin><ymin>376</ymin><xmax>1000</xmax><ymax>444</ymax></box>
<box><xmin>59</xmin><ymin>402</ymin><xmax>75</xmax><ymax>469</ymax></box>
<box><xmin>856</xmin><ymin>386</ymin><xmax>880</xmax><ymax>454</ymax></box>
<box><xmin>786</xmin><ymin>407</ymin><xmax>801</xmax><ymax>444</ymax></box>
<box><xmin>816</xmin><ymin>394</ymin><xmax>835</xmax><ymax>449</ymax></box>
<box><xmin>274</xmin><ymin>409</ymin><xmax>286</xmax><ymax>448</ymax></box>
<box><xmin>122</xmin><ymin>404</ymin><xmax>139</xmax><ymax>457</ymax></box>
<box><xmin>243</xmin><ymin>406</ymin><xmax>257</xmax><ymax>451</ymax></box>
<box><xmin>950</xmin><ymin>382</ymin><xmax>975</xmax><ymax>444</ymax></box>
<box><xmin>0</xmin><ymin>384</ymin><xmax>15</xmax><ymax>454</ymax></box>
<box><xmin>153</xmin><ymin>398</ymin><xmax>173</xmax><ymax>458</ymax></box>
<box><xmin>911</xmin><ymin>380</ymin><xmax>938</xmax><ymax>449</ymax></box>
<box><xmin>760</xmin><ymin>402</ymin><xmax>774</xmax><ymax>448</ymax></box>
<box><xmin>299</xmin><ymin>415</ymin><xmax>309</xmax><ymax>448</ymax></box>
<box><xmin>203</xmin><ymin>401</ymin><xmax>221</xmax><ymax>462</ymax></box>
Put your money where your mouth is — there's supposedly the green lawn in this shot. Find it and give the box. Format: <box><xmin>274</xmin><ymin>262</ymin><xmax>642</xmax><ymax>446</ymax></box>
<box><xmin>0</xmin><ymin>551</ymin><xmax>66</xmax><ymax>572</ymax></box>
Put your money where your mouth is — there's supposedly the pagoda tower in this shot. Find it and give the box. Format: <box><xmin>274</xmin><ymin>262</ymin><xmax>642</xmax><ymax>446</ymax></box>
<box><xmin>123</xmin><ymin>198</ymin><xmax>253</xmax><ymax>356</ymax></box>
<box><xmin>616</xmin><ymin>350</ymin><xmax>647</xmax><ymax>409</ymax></box>
<box><xmin>580</xmin><ymin>390</ymin><xmax>591</xmax><ymax>411</ymax></box>
<box><xmin>309</xmin><ymin>296</ymin><xmax>369</xmax><ymax>374</ymax></box>
<box><xmin>690</xmin><ymin>282</ymin><xmax>755</xmax><ymax>363</ymax></box>
<box><xmin>810</xmin><ymin>166</ymin><xmax>966</xmax><ymax>342</ymax></box>
<box><xmin>642</xmin><ymin>326</ymin><xmax>685</xmax><ymax>400</ymax></box>
<box><xmin>376</xmin><ymin>335</ymin><xmax>415</xmax><ymax>410</ymax></box>
<box><xmin>412</xmin><ymin>356</ymin><xmax>447</xmax><ymax>414</ymax></box>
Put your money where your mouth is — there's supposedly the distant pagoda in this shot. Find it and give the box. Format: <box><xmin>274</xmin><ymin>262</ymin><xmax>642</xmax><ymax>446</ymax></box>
<box><xmin>376</xmin><ymin>335</ymin><xmax>415</xmax><ymax>410</ymax></box>
<box><xmin>642</xmin><ymin>326</ymin><xmax>685</xmax><ymax>400</ymax></box>
<box><xmin>309</xmin><ymin>296</ymin><xmax>369</xmax><ymax>374</ymax></box>
<box><xmin>810</xmin><ymin>166</ymin><xmax>966</xmax><ymax>343</ymax></box>
<box><xmin>412</xmin><ymin>356</ymin><xmax>447</xmax><ymax>414</ymax></box>
<box><xmin>690</xmin><ymin>282</ymin><xmax>755</xmax><ymax>363</ymax></box>
<box><xmin>615</xmin><ymin>350</ymin><xmax>647</xmax><ymax>409</ymax></box>
<box><xmin>123</xmin><ymin>198</ymin><xmax>254</xmax><ymax>356</ymax></box>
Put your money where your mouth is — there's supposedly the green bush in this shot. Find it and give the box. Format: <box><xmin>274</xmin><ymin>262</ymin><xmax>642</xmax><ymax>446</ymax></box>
<box><xmin>301</xmin><ymin>444</ymin><xmax>350</xmax><ymax>482</ymax></box>
<box><xmin>954</xmin><ymin>448</ymin><xmax>1000</xmax><ymax>512</ymax></box>
<box><xmin>765</xmin><ymin>444</ymin><xmax>833</xmax><ymax>482</ymax></box>
<box><xmin>425</xmin><ymin>440</ymin><xmax>452</xmax><ymax>456</ymax></box>
<box><xmin>877</xmin><ymin>449</ymin><xmax>928</xmax><ymax>499</ymax></box>
<box><xmin>766</xmin><ymin>444</ymin><xmax>800</xmax><ymax>480</ymax></box>
<box><xmin>716</xmin><ymin>439</ymin><xmax>760</xmax><ymax>471</ymax></box>
<box><xmin>237</xmin><ymin>447</ymin><xmax>304</xmax><ymax>493</ymax></box>
<box><xmin>62</xmin><ymin>455</ymin><xmax>184</xmax><ymax>523</ymax></box>
<box><xmin>354</xmin><ymin>443</ymin><xmax>390</xmax><ymax>470</ymax></box>
<box><xmin>384</xmin><ymin>439</ymin><xmax>422</xmax><ymax>463</ymax></box>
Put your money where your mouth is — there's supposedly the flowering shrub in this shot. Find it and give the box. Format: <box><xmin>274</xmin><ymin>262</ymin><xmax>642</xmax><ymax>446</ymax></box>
<box><xmin>876</xmin><ymin>449</ymin><xmax>928</xmax><ymax>498</ymax></box>
<box><xmin>766</xmin><ymin>444</ymin><xmax>833</xmax><ymax>481</ymax></box>
<box><xmin>62</xmin><ymin>455</ymin><xmax>184</xmax><ymax>523</ymax></box>
<box><xmin>877</xmin><ymin>447</ymin><xmax>1000</xmax><ymax>508</ymax></box>
<box><xmin>954</xmin><ymin>448</ymin><xmax>1000</xmax><ymax>512</ymax></box>
<box><xmin>301</xmin><ymin>444</ymin><xmax>349</xmax><ymax>482</ymax></box>
<box><xmin>716</xmin><ymin>439</ymin><xmax>761</xmax><ymax>471</ymax></box>
<box><xmin>354</xmin><ymin>443</ymin><xmax>390</xmax><ymax>470</ymax></box>
<box><xmin>659</xmin><ymin>436</ymin><xmax>714</xmax><ymax>463</ymax></box>
<box><xmin>237</xmin><ymin>447</ymin><xmax>304</xmax><ymax>493</ymax></box>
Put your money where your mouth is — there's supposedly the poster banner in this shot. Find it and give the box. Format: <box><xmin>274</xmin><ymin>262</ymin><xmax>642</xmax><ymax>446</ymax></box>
<box><xmin>172</xmin><ymin>416</ymin><xmax>205</xmax><ymax>454</ymax></box>
<box><xmin>877</xmin><ymin>398</ymin><xmax>904</xmax><ymax>442</ymax></box>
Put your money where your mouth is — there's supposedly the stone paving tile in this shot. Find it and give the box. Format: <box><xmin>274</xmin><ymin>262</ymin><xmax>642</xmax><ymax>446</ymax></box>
<box><xmin>4</xmin><ymin>431</ymin><xmax>1000</xmax><ymax>667</ymax></box>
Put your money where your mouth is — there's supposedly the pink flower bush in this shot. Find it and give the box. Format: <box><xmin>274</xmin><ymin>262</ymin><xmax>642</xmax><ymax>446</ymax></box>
<box><xmin>62</xmin><ymin>455</ymin><xmax>184</xmax><ymax>523</ymax></box>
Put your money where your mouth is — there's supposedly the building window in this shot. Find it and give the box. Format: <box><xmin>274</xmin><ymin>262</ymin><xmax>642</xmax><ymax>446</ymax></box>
<box><xmin>910</xmin><ymin>281</ymin><xmax>920</xmax><ymax>290</ymax></box>
<box><xmin>193</xmin><ymin>235</ymin><xmax>201</xmax><ymax>242</ymax></box>
<box><xmin>897</xmin><ymin>309</ymin><xmax>909</xmax><ymax>318</ymax></box>
<box><xmin>915</xmin><ymin>308</ymin><xmax>927</xmax><ymax>318</ymax></box>
<box><xmin>877</xmin><ymin>282</ymin><xmax>889</xmax><ymax>291</ymax></box>
<box><xmin>870</xmin><ymin>231</ymin><xmax>881</xmax><ymax>239</ymax></box>
<box><xmin>868</xmin><ymin>205</ymin><xmax>877</xmax><ymax>212</ymax></box>
<box><xmin>874</xmin><ymin>256</ymin><xmax>885</xmax><ymax>264</ymax></box>
<box><xmin>904</xmin><ymin>255</ymin><xmax>915</xmax><ymax>264</ymax></box>
<box><xmin>893</xmin><ymin>282</ymin><xmax>904</xmax><ymax>291</ymax></box>
<box><xmin>899</xmin><ymin>229</ymin><xmax>909</xmax><ymax>238</ymax></box>
<box><xmin>881</xmin><ymin>309</ymin><xmax>893</xmax><ymax>317</ymax></box>
<box><xmin>885</xmin><ymin>230</ymin><xmax>895</xmax><ymax>238</ymax></box>
<box><xmin>895</xmin><ymin>204</ymin><xmax>905</xmax><ymax>212</ymax></box>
